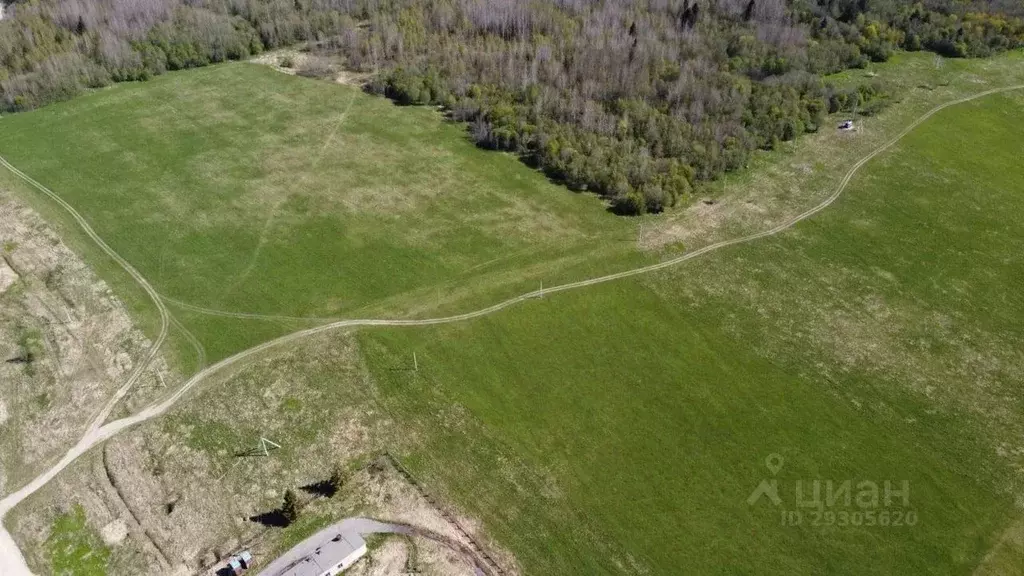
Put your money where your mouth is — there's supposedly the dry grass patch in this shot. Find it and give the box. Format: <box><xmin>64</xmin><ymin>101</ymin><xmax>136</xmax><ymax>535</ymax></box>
<box><xmin>4</xmin><ymin>329</ymin><xmax>514</xmax><ymax>574</ymax></box>
<box><xmin>0</xmin><ymin>190</ymin><xmax>176</xmax><ymax>496</ymax></box>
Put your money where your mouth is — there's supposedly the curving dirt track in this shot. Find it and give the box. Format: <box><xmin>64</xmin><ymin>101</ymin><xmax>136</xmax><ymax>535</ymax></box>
<box><xmin>1</xmin><ymin>84</ymin><xmax>1021</xmax><ymax>575</ymax></box>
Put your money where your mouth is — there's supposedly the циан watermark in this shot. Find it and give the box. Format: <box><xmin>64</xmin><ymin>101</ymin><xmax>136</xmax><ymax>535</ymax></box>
<box><xmin>748</xmin><ymin>453</ymin><xmax>918</xmax><ymax>528</ymax></box>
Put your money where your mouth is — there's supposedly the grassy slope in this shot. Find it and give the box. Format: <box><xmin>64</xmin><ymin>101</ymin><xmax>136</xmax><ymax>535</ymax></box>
<box><xmin>360</xmin><ymin>90</ymin><xmax>1024</xmax><ymax>574</ymax></box>
<box><xmin>0</xmin><ymin>63</ymin><xmax>637</xmax><ymax>361</ymax></box>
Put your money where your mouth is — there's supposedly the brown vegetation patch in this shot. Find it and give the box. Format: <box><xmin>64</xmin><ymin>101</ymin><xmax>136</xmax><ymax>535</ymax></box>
<box><xmin>251</xmin><ymin>49</ymin><xmax>372</xmax><ymax>87</ymax></box>
<box><xmin>4</xmin><ymin>330</ymin><xmax>516</xmax><ymax>574</ymax></box>
<box><xmin>0</xmin><ymin>190</ymin><xmax>174</xmax><ymax>495</ymax></box>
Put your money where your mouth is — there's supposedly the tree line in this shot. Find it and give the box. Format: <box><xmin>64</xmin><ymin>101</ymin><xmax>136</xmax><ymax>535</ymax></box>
<box><xmin>350</xmin><ymin>0</ymin><xmax>1021</xmax><ymax>213</ymax></box>
<box><xmin>2</xmin><ymin>0</ymin><xmax>1022</xmax><ymax>214</ymax></box>
<box><xmin>0</xmin><ymin>0</ymin><xmax>359</xmax><ymax>111</ymax></box>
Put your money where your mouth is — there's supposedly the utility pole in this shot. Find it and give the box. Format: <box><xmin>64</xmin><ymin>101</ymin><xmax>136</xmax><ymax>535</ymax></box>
<box><xmin>413</xmin><ymin>352</ymin><xmax>418</xmax><ymax>371</ymax></box>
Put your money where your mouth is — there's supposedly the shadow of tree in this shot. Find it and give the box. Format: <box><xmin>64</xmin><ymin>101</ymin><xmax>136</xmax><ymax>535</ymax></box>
<box><xmin>249</xmin><ymin>509</ymin><xmax>290</xmax><ymax>528</ymax></box>
<box><xmin>300</xmin><ymin>480</ymin><xmax>337</xmax><ymax>498</ymax></box>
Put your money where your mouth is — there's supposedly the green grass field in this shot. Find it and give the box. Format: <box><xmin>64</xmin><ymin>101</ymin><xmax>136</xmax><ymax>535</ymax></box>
<box><xmin>0</xmin><ymin>63</ymin><xmax>641</xmax><ymax>361</ymax></box>
<box><xmin>359</xmin><ymin>90</ymin><xmax>1024</xmax><ymax>573</ymax></box>
<box><xmin>2</xmin><ymin>52</ymin><xmax>1024</xmax><ymax>575</ymax></box>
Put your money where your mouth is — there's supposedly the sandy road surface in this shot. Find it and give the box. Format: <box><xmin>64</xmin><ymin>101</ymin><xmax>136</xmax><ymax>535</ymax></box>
<box><xmin>2</xmin><ymin>84</ymin><xmax>1021</xmax><ymax>575</ymax></box>
<box><xmin>0</xmin><ymin>527</ymin><xmax>27</xmax><ymax>575</ymax></box>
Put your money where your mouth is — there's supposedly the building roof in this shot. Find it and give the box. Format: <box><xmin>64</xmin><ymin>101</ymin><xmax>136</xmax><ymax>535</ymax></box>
<box><xmin>274</xmin><ymin>532</ymin><xmax>367</xmax><ymax>576</ymax></box>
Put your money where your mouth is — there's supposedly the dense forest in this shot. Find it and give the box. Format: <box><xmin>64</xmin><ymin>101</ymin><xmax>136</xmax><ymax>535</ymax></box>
<box><xmin>1</xmin><ymin>0</ymin><xmax>1023</xmax><ymax>213</ymax></box>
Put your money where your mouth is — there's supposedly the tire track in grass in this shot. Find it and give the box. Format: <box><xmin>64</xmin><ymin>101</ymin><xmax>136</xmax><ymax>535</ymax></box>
<box><xmin>169</xmin><ymin>313</ymin><xmax>207</xmax><ymax>371</ymax></box>
<box><xmin>1</xmin><ymin>84</ymin><xmax>1021</xmax><ymax>575</ymax></box>
<box><xmin>311</xmin><ymin>87</ymin><xmax>359</xmax><ymax>168</ymax></box>
<box><xmin>223</xmin><ymin>197</ymin><xmax>288</xmax><ymax>296</ymax></box>
<box><xmin>160</xmin><ymin>292</ymin><xmax>341</xmax><ymax>322</ymax></box>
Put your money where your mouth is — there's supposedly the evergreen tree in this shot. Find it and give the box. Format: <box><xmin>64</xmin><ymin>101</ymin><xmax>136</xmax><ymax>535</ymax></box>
<box><xmin>328</xmin><ymin>465</ymin><xmax>345</xmax><ymax>496</ymax></box>
<box><xmin>282</xmin><ymin>489</ymin><xmax>299</xmax><ymax>525</ymax></box>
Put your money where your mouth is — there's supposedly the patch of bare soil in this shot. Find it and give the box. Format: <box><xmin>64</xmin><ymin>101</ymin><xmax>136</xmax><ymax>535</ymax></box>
<box><xmin>251</xmin><ymin>49</ymin><xmax>310</xmax><ymax>75</ymax></box>
<box><xmin>346</xmin><ymin>536</ymin><xmax>409</xmax><ymax>575</ymax></box>
<box><xmin>346</xmin><ymin>533</ymin><xmax>480</xmax><ymax>576</ymax></box>
<box><xmin>333</xmin><ymin>69</ymin><xmax>374</xmax><ymax>87</ymax></box>
<box><xmin>86</xmin><ymin>440</ymin><xmax>509</xmax><ymax>575</ymax></box>
<box><xmin>415</xmin><ymin>535</ymin><xmax>480</xmax><ymax>576</ymax></box>
<box><xmin>0</xmin><ymin>256</ymin><xmax>18</xmax><ymax>293</ymax></box>
<box><xmin>0</xmin><ymin>190</ymin><xmax>174</xmax><ymax>496</ymax></box>
<box><xmin>251</xmin><ymin>49</ymin><xmax>372</xmax><ymax>86</ymax></box>
<box><xmin>348</xmin><ymin>457</ymin><xmax>517</xmax><ymax>575</ymax></box>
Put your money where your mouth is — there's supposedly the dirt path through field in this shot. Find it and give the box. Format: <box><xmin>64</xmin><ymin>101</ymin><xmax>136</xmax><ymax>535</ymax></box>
<box><xmin>1</xmin><ymin>84</ymin><xmax>1021</xmax><ymax>575</ymax></box>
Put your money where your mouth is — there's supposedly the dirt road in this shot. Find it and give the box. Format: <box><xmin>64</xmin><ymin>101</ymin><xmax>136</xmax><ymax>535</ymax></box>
<box><xmin>0</xmin><ymin>525</ymin><xmax>29</xmax><ymax>575</ymax></box>
<box><xmin>1</xmin><ymin>84</ymin><xmax>1021</xmax><ymax>575</ymax></box>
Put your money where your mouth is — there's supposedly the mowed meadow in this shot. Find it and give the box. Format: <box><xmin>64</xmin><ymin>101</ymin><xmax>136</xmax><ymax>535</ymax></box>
<box><xmin>360</xmin><ymin>90</ymin><xmax>1024</xmax><ymax>574</ymax></box>
<box><xmin>0</xmin><ymin>63</ymin><xmax>640</xmax><ymax>361</ymax></box>
<box><xmin>1</xmin><ymin>52</ymin><xmax>1023</xmax><ymax>575</ymax></box>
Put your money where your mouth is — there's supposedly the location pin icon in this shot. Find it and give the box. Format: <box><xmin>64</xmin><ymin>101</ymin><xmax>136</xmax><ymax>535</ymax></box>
<box><xmin>765</xmin><ymin>453</ymin><xmax>784</xmax><ymax>475</ymax></box>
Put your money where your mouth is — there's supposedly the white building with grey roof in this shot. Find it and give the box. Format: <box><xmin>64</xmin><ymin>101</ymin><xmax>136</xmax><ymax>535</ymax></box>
<box><xmin>272</xmin><ymin>532</ymin><xmax>367</xmax><ymax>576</ymax></box>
